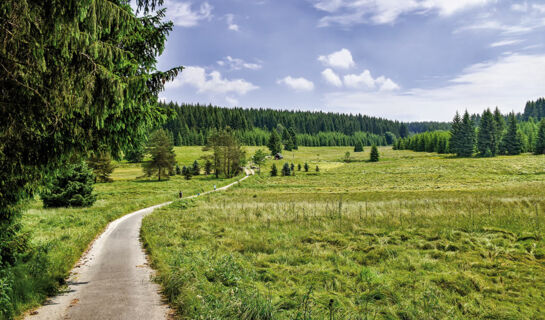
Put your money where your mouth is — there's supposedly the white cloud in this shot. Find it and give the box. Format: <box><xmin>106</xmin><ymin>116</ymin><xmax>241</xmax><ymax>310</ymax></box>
<box><xmin>343</xmin><ymin>70</ymin><xmax>399</xmax><ymax>91</ymax></box>
<box><xmin>165</xmin><ymin>1</ymin><xmax>212</xmax><ymax>27</ymax></box>
<box><xmin>490</xmin><ymin>39</ymin><xmax>523</xmax><ymax>47</ymax></box>
<box><xmin>455</xmin><ymin>20</ymin><xmax>542</xmax><ymax>35</ymax></box>
<box><xmin>511</xmin><ymin>2</ymin><xmax>528</xmax><ymax>12</ymax></box>
<box><xmin>277</xmin><ymin>76</ymin><xmax>315</xmax><ymax>91</ymax></box>
<box><xmin>512</xmin><ymin>2</ymin><xmax>545</xmax><ymax>14</ymax></box>
<box><xmin>167</xmin><ymin>66</ymin><xmax>258</xmax><ymax>95</ymax></box>
<box><xmin>321</xmin><ymin>68</ymin><xmax>343</xmax><ymax>87</ymax></box>
<box><xmin>226</xmin><ymin>14</ymin><xmax>239</xmax><ymax>31</ymax></box>
<box><xmin>313</xmin><ymin>0</ymin><xmax>492</xmax><ymax>26</ymax></box>
<box><xmin>376</xmin><ymin>76</ymin><xmax>400</xmax><ymax>91</ymax></box>
<box><xmin>217</xmin><ymin>56</ymin><xmax>262</xmax><ymax>70</ymax></box>
<box><xmin>323</xmin><ymin>53</ymin><xmax>545</xmax><ymax>121</ymax></box>
<box><xmin>344</xmin><ymin>70</ymin><xmax>376</xmax><ymax>88</ymax></box>
<box><xmin>318</xmin><ymin>48</ymin><xmax>355</xmax><ymax>69</ymax></box>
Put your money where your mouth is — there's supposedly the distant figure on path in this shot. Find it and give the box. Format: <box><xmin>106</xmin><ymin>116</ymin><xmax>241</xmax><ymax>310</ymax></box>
<box><xmin>179</xmin><ymin>191</ymin><xmax>183</xmax><ymax>198</ymax></box>
<box><xmin>214</xmin><ymin>185</ymin><xmax>217</xmax><ymax>191</ymax></box>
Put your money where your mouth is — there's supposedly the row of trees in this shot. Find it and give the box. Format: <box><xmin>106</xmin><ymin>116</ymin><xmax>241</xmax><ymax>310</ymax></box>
<box><xmin>396</xmin><ymin>108</ymin><xmax>545</xmax><ymax>157</ymax></box>
<box><xmin>160</xmin><ymin>125</ymin><xmax>390</xmax><ymax>148</ymax></box>
<box><xmin>140</xmin><ymin>128</ymin><xmax>246</xmax><ymax>181</ymax></box>
<box><xmin>270</xmin><ymin>162</ymin><xmax>319</xmax><ymax>176</ymax></box>
<box><xmin>394</xmin><ymin>131</ymin><xmax>450</xmax><ymax>154</ymax></box>
<box><xmin>160</xmin><ymin>103</ymin><xmax>455</xmax><ymax>148</ymax></box>
<box><xmin>161</xmin><ymin>102</ymin><xmax>423</xmax><ymax>138</ymax></box>
<box><xmin>522</xmin><ymin>98</ymin><xmax>545</xmax><ymax>121</ymax></box>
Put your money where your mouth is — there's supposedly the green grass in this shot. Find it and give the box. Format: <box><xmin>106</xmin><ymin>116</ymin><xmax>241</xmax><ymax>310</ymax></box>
<box><xmin>142</xmin><ymin>147</ymin><xmax>545</xmax><ymax>319</ymax></box>
<box><xmin>13</xmin><ymin>147</ymin><xmax>240</xmax><ymax>317</ymax></box>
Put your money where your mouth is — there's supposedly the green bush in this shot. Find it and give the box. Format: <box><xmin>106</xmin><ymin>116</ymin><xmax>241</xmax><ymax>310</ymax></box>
<box><xmin>370</xmin><ymin>145</ymin><xmax>380</xmax><ymax>162</ymax></box>
<box><xmin>282</xmin><ymin>163</ymin><xmax>291</xmax><ymax>176</ymax></box>
<box><xmin>40</xmin><ymin>161</ymin><xmax>96</xmax><ymax>208</ymax></box>
<box><xmin>271</xmin><ymin>164</ymin><xmax>278</xmax><ymax>177</ymax></box>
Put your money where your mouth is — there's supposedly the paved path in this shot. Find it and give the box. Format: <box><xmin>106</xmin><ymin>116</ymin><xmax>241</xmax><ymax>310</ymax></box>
<box><xmin>26</xmin><ymin>169</ymin><xmax>253</xmax><ymax>320</ymax></box>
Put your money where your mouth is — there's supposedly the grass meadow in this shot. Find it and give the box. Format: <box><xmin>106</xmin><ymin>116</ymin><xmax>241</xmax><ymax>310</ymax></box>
<box><xmin>15</xmin><ymin>147</ymin><xmax>240</xmax><ymax>316</ymax></box>
<box><xmin>142</xmin><ymin>147</ymin><xmax>545</xmax><ymax>319</ymax></box>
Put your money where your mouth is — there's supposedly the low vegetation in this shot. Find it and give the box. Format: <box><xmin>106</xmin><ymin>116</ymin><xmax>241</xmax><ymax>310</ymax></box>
<box><xmin>142</xmin><ymin>147</ymin><xmax>545</xmax><ymax>319</ymax></box>
<box><xmin>8</xmin><ymin>147</ymin><xmax>241</xmax><ymax>317</ymax></box>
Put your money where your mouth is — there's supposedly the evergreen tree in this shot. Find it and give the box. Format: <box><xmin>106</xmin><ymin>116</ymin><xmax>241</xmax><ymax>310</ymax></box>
<box><xmin>298</xmin><ymin>163</ymin><xmax>302</xmax><ymax>171</ymax></box>
<box><xmin>288</xmin><ymin>127</ymin><xmax>298</xmax><ymax>150</ymax></box>
<box><xmin>143</xmin><ymin>129</ymin><xmax>177</xmax><ymax>181</ymax></box>
<box><xmin>304</xmin><ymin>162</ymin><xmax>309</xmax><ymax>172</ymax></box>
<box><xmin>344</xmin><ymin>151</ymin><xmax>351</xmax><ymax>162</ymax></box>
<box><xmin>87</xmin><ymin>151</ymin><xmax>116</xmax><ymax>183</ymax></box>
<box><xmin>41</xmin><ymin>161</ymin><xmax>97</xmax><ymax>208</ymax></box>
<box><xmin>460</xmin><ymin>111</ymin><xmax>476</xmax><ymax>157</ymax></box>
<box><xmin>283</xmin><ymin>129</ymin><xmax>294</xmax><ymax>151</ymax></box>
<box><xmin>1</xmin><ymin>0</ymin><xmax>180</xmax><ymax>269</ymax></box>
<box><xmin>282</xmin><ymin>163</ymin><xmax>291</xmax><ymax>176</ymax></box>
<box><xmin>449</xmin><ymin>112</ymin><xmax>462</xmax><ymax>156</ymax></box>
<box><xmin>354</xmin><ymin>140</ymin><xmax>364</xmax><ymax>152</ymax></box>
<box><xmin>535</xmin><ymin>119</ymin><xmax>545</xmax><ymax>154</ymax></box>
<box><xmin>175</xmin><ymin>133</ymin><xmax>183</xmax><ymax>147</ymax></box>
<box><xmin>290</xmin><ymin>163</ymin><xmax>295</xmax><ymax>172</ymax></box>
<box><xmin>267</xmin><ymin>129</ymin><xmax>283</xmax><ymax>155</ymax></box>
<box><xmin>192</xmin><ymin>160</ymin><xmax>200</xmax><ymax>175</ymax></box>
<box><xmin>399</xmin><ymin>123</ymin><xmax>409</xmax><ymax>138</ymax></box>
<box><xmin>315</xmin><ymin>165</ymin><xmax>320</xmax><ymax>172</ymax></box>
<box><xmin>184</xmin><ymin>168</ymin><xmax>192</xmax><ymax>180</ymax></box>
<box><xmin>502</xmin><ymin>113</ymin><xmax>522</xmax><ymax>155</ymax></box>
<box><xmin>370</xmin><ymin>145</ymin><xmax>380</xmax><ymax>162</ymax></box>
<box><xmin>205</xmin><ymin>160</ymin><xmax>213</xmax><ymax>175</ymax></box>
<box><xmin>271</xmin><ymin>164</ymin><xmax>278</xmax><ymax>177</ymax></box>
<box><xmin>494</xmin><ymin>107</ymin><xmax>506</xmax><ymax>142</ymax></box>
<box><xmin>477</xmin><ymin>109</ymin><xmax>497</xmax><ymax>157</ymax></box>
<box><xmin>182</xmin><ymin>166</ymin><xmax>188</xmax><ymax>176</ymax></box>
<box><xmin>175</xmin><ymin>164</ymin><xmax>182</xmax><ymax>175</ymax></box>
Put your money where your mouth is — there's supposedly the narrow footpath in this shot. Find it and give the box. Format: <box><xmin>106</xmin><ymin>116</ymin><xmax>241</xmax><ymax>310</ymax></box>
<box><xmin>26</xmin><ymin>169</ymin><xmax>254</xmax><ymax>320</ymax></box>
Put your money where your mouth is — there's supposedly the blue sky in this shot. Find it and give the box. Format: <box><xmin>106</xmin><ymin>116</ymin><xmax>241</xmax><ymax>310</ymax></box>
<box><xmin>151</xmin><ymin>0</ymin><xmax>545</xmax><ymax>121</ymax></box>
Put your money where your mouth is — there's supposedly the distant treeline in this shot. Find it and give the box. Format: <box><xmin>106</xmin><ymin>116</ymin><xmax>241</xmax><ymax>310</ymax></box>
<box><xmin>522</xmin><ymin>98</ymin><xmax>545</xmax><ymax>121</ymax></box>
<box><xmin>160</xmin><ymin>102</ymin><xmax>446</xmax><ymax>146</ymax></box>
<box><xmin>395</xmin><ymin>101</ymin><xmax>545</xmax><ymax>156</ymax></box>
<box><xmin>394</xmin><ymin>131</ymin><xmax>451</xmax><ymax>154</ymax></box>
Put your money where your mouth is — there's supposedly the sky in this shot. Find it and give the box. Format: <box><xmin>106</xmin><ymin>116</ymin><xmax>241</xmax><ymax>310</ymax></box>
<box><xmin>149</xmin><ymin>0</ymin><xmax>545</xmax><ymax>121</ymax></box>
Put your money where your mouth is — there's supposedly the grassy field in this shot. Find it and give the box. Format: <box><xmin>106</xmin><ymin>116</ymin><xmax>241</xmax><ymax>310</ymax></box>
<box><xmin>142</xmin><ymin>146</ymin><xmax>545</xmax><ymax>319</ymax></box>
<box><xmin>14</xmin><ymin>146</ymin><xmax>240</xmax><ymax>316</ymax></box>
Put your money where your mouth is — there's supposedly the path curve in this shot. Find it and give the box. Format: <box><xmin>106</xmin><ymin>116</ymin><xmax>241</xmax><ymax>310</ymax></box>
<box><xmin>26</xmin><ymin>169</ymin><xmax>254</xmax><ymax>320</ymax></box>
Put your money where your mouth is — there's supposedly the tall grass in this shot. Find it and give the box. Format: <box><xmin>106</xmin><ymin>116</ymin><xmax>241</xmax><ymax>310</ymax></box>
<box><xmin>142</xmin><ymin>147</ymin><xmax>545</xmax><ymax>320</ymax></box>
<box><xmin>10</xmin><ymin>158</ymin><xmax>241</xmax><ymax>318</ymax></box>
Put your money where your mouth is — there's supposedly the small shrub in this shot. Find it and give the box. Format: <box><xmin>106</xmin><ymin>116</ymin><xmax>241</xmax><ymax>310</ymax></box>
<box><xmin>41</xmin><ymin>161</ymin><xmax>96</xmax><ymax>208</ymax></box>
<box><xmin>354</xmin><ymin>141</ymin><xmax>364</xmax><ymax>152</ymax></box>
<box><xmin>271</xmin><ymin>164</ymin><xmax>278</xmax><ymax>177</ymax></box>
<box><xmin>192</xmin><ymin>160</ymin><xmax>200</xmax><ymax>175</ymax></box>
<box><xmin>370</xmin><ymin>145</ymin><xmax>379</xmax><ymax>162</ymax></box>
<box><xmin>282</xmin><ymin>163</ymin><xmax>291</xmax><ymax>176</ymax></box>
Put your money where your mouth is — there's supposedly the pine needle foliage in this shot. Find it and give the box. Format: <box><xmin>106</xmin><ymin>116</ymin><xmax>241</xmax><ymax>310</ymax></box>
<box><xmin>370</xmin><ymin>145</ymin><xmax>379</xmax><ymax>162</ymax></box>
<box><xmin>0</xmin><ymin>0</ymin><xmax>181</xmax><ymax>284</ymax></box>
<box><xmin>40</xmin><ymin>161</ymin><xmax>97</xmax><ymax>208</ymax></box>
